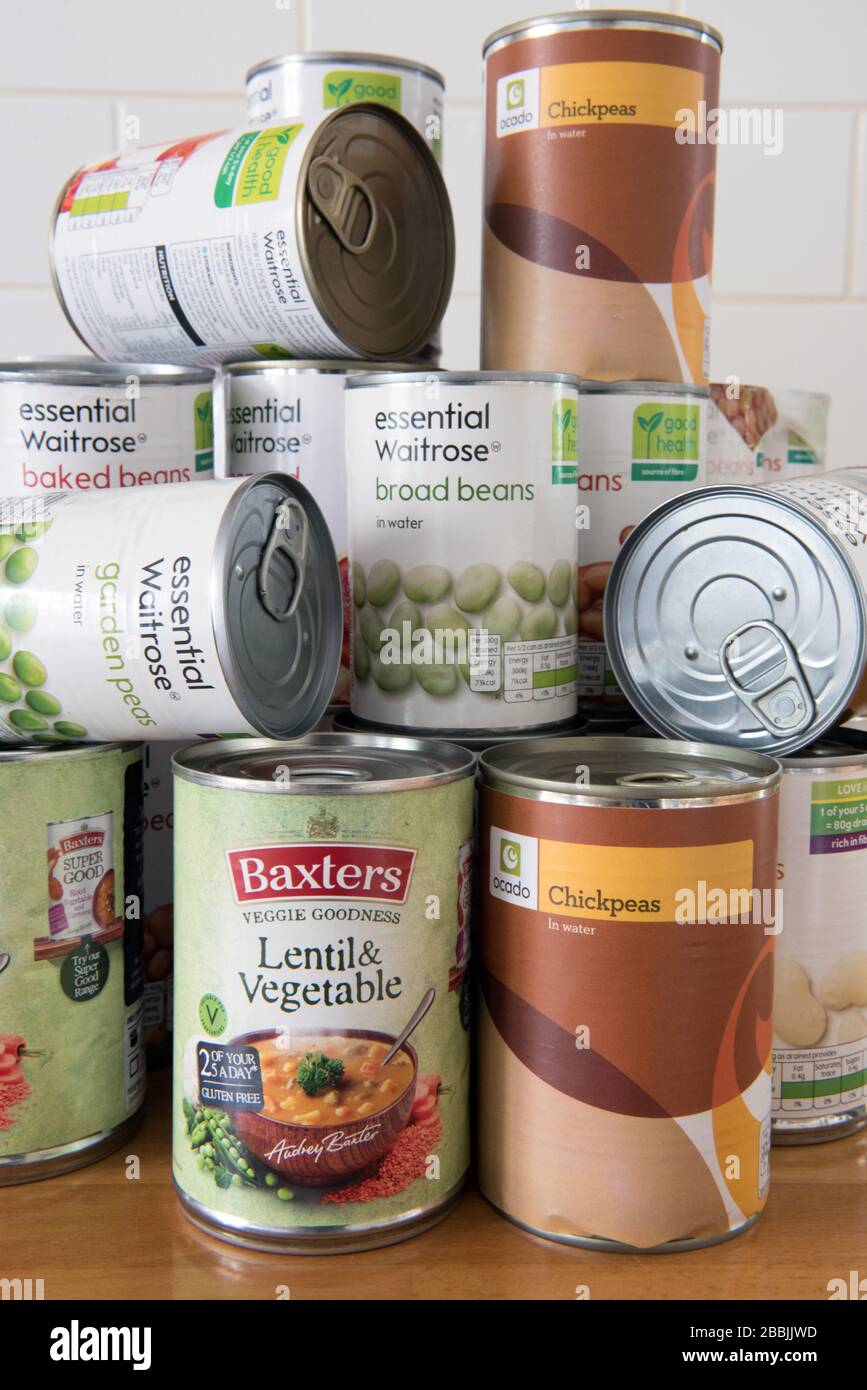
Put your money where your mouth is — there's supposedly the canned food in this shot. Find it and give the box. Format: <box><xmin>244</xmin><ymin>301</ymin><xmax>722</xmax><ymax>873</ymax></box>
<box><xmin>707</xmin><ymin>382</ymin><xmax>777</xmax><ymax>484</ymax></box>
<box><xmin>0</xmin><ymin>475</ymin><xmax>340</xmax><ymax>743</ymax></box>
<box><xmin>478</xmin><ymin>735</ymin><xmax>780</xmax><ymax>1250</ymax></box>
<box><xmin>757</xmin><ymin>390</ymin><xmax>830</xmax><ymax>483</ymax></box>
<box><xmin>172</xmin><ymin>733</ymin><xmax>474</xmax><ymax>1253</ymax></box>
<box><xmin>0</xmin><ymin>358</ymin><xmax>214</xmax><ymax>495</ymax></box>
<box><xmin>331</xmin><ymin>706</ymin><xmax>588</xmax><ymax>753</ymax></box>
<box><xmin>346</xmin><ymin>370</ymin><xmax>580</xmax><ymax>734</ymax></box>
<box><xmin>604</xmin><ymin>470</ymin><xmax>867</xmax><ymax>755</ymax></box>
<box><xmin>482</xmin><ymin>11</ymin><xmax>723</xmax><ymax>383</ymax></box>
<box><xmin>0</xmin><ymin>740</ymin><xmax>145</xmax><ymax>1183</ymax></box>
<box><xmin>51</xmin><ymin>107</ymin><xmax>453</xmax><ymax>367</ymax></box>
<box><xmin>577</xmin><ymin>381</ymin><xmax>708</xmax><ymax>701</ymax></box>
<box><xmin>773</xmin><ymin>740</ymin><xmax>867</xmax><ymax>1144</ymax></box>
<box><xmin>245</xmin><ymin>51</ymin><xmax>444</xmax><ymax>161</ymax></box>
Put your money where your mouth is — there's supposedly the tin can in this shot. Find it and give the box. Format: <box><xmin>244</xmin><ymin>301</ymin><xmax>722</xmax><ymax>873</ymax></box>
<box><xmin>577</xmin><ymin>381</ymin><xmax>708</xmax><ymax>702</ymax></box>
<box><xmin>51</xmin><ymin>107</ymin><xmax>454</xmax><ymax>368</ymax></box>
<box><xmin>482</xmin><ymin>11</ymin><xmax>723</xmax><ymax>384</ymax></box>
<box><xmin>478</xmin><ymin>735</ymin><xmax>780</xmax><ymax>1250</ymax></box>
<box><xmin>707</xmin><ymin>382</ymin><xmax>777</xmax><ymax>485</ymax></box>
<box><xmin>773</xmin><ymin>741</ymin><xmax>867</xmax><ymax>1143</ymax></box>
<box><xmin>0</xmin><ymin>475</ymin><xmax>341</xmax><ymax>744</ymax></box>
<box><xmin>141</xmin><ymin>739</ymin><xmax>187</xmax><ymax>1066</ymax></box>
<box><xmin>0</xmin><ymin>358</ymin><xmax>214</xmax><ymax>495</ymax></box>
<box><xmin>604</xmin><ymin>469</ymin><xmax>867</xmax><ymax>755</ymax></box>
<box><xmin>172</xmin><ymin>732</ymin><xmax>474</xmax><ymax>1253</ymax></box>
<box><xmin>245</xmin><ymin>51</ymin><xmax>444</xmax><ymax>162</ymax></box>
<box><xmin>346</xmin><ymin>370</ymin><xmax>580</xmax><ymax>734</ymax></box>
<box><xmin>757</xmin><ymin>390</ymin><xmax>830</xmax><ymax>483</ymax></box>
<box><xmin>331</xmin><ymin>706</ymin><xmax>588</xmax><ymax>753</ymax></box>
<box><xmin>0</xmin><ymin>740</ymin><xmax>145</xmax><ymax>1183</ymax></box>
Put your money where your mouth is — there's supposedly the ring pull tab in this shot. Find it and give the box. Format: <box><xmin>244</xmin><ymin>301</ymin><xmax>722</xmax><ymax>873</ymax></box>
<box><xmin>719</xmin><ymin>619</ymin><xmax>815</xmax><ymax>737</ymax></box>
<box><xmin>307</xmin><ymin>155</ymin><xmax>378</xmax><ymax>254</ymax></box>
<box><xmin>259</xmin><ymin>499</ymin><xmax>308</xmax><ymax>622</ymax></box>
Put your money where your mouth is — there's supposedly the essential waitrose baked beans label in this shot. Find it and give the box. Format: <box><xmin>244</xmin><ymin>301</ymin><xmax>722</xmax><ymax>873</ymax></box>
<box><xmin>172</xmin><ymin>777</ymin><xmax>472</xmax><ymax>1235</ymax></box>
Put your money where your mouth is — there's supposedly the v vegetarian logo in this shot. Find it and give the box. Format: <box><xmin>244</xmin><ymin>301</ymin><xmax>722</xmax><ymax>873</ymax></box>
<box><xmin>227</xmin><ymin>843</ymin><xmax>417</xmax><ymax>904</ymax></box>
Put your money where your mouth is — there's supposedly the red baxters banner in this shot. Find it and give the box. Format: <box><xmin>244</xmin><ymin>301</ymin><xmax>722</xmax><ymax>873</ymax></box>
<box><xmin>226</xmin><ymin>843</ymin><xmax>417</xmax><ymax>904</ymax></box>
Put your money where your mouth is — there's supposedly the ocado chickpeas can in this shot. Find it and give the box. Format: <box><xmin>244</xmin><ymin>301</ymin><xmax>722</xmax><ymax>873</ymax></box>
<box><xmin>576</xmin><ymin>381</ymin><xmax>708</xmax><ymax>702</ymax></box>
<box><xmin>51</xmin><ymin>107</ymin><xmax>453</xmax><ymax>367</ymax></box>
<box><xmin>478</xmin><ymin>736</ymin><xmax>781</xmax><ymax>1251</ymax></box>
<box><xmin>347</xmin><ymin>371</ymin><xmax>580</xmax><ymax>734</ymax></box>
<box><xmin>773</xmin><ymin>741</ymin><xmax>867</xmax><ymax>1143</ymax></box>
<box><xmin>172</xmin><ymin>733</ymin><xmax>474</xmax><ymax>1253</ymax></box>
<box><xmin>0</xmin><ymin>740</ymin><xmax>145</xmax><ymax>1183</ymax></box>
<box><xmin>0</xmin><ymin>475</ymin><xmax>341</xmax><ymax>744</ymax></box>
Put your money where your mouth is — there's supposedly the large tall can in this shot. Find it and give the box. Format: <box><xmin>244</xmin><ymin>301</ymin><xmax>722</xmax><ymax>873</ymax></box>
<box><xmin>482</xmin><ymin>10</ymin><xmax>723</xmax><ymax>384</ymax></box>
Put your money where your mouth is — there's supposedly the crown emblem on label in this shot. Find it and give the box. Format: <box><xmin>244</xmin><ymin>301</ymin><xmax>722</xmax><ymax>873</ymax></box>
<box><xmin>307</xmin><ymin>808</ymin><xmax>338</xmax><ymax>839</ymax></box>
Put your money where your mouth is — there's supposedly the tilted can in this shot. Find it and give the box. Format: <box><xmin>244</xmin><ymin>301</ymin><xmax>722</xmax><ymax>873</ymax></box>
<box><xmin>604</xmin><ymin>469</ymin><xmax>867</xmax><ymax>755</ymax></box>
<box><xmin>773</xmin><ymin>741</ymin><xmax>867</xmax><ymax>1144</ymax></box>
<box><xmin>478</xmin><ymin>735</ymin><xmax>780</xmax><ymax>1251</ymax></box>
<box><xmin>346</xmin><ymin>370</ymin><xmax>580</xmax><ymax>735</ymax></box>
<box><xmin>707</xmin><ymin>382</ymin><xmax>777</xmax><ymax>485</ymax></box>
<box><xmin>482</xmin><ymin>11</ymin><xmax>723</xmax><ymax>383</ymax></box>
<box><xmin>0</xmin><ymin>358</ymin><xmax>214</xmax><ymax>495</ymax></box>
<box><xmin>576</xmin><ymin>381</ymin><xmax>708</xmax><ymax>703</ymax></box>
<box><xmin>245</xmin><ymin>51</ymin><xmax>444</xmax><ymax>162</ymax></box>
<box><xmin>0</xmin><ymin>475</ymin><xmax>341</xmax><ymax>744</ymax></box>
<box><xmin>172</xmin><ymin>733</ymin><xmax>474</xmax><ymax>1253</ymax></box>
<box><xmin>0</xmin><ymin>740</ymin><xmax>145</xmax><ymax>1183</ymax></box>
<box><xmin>51</xmin><ymin>107</ymin><xmax>454</xmax><ymax>367</ymax></box>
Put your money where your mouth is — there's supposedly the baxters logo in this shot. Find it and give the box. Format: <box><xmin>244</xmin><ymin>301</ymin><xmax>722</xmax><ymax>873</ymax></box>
<box><xmin>226</xmin><ymin>843</ymin><xmax>417</xmax><ymax>903</ymax></box>
<box><xmin>59</xmin><ymin>830</ymin><xmax>105</xmax><ymax>855</ymax></box>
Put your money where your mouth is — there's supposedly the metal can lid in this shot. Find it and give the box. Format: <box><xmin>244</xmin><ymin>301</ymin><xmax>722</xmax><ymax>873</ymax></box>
<box><xmin>780</xmin><ymin>739</ymin><xmax>867</xmax><ymax>770</ymax></box>
<box><xmin>604</xmin><ymin>486</ymin><xmax>867</xmax><ymax>756</ymax></box>
<box><xmin>246</xmin><ymin>51</ymin><xmax>446</xmax><ymax>90</ymax></box>
<box><xmin>215</xmin><ymin>474</ymin><xmax>342</xmax><ymax>739</ymax></box>
<box><xmin>297</xmin><ymin>104</ymin><xmax>454</xmax><ymax>361</ymax></box>
<box><xmin>483</xmin><ymin>11</ymin><xmax>723</xmax><ymax>57</ymax></box>
<box><xmin>331</xmin><ymin>707</ymin><xmax>588</xmax><ymax>751</ymax></box>
<box><xmin>580</xmin><ymin>379</ymin><xmax>710</xmax><ymax>398</ymax></box>
<box><xmin>0</xmin><ymin>740</ymin><xmax>139</xmax><ymax>764</ymax></box>
<box><xmin>221</xmin><ymin>359</ymin><xmax>421</xmax><ymax>378</ymax></box>
<box><xmin>0</xmin><ymin>357</ymin><xmax>213</xmax><ymax>386</ymax></box>
<box><xmin>173</xmin><ymin>731</ymin><xmax>474</xmax><ymax>792</ymax></box>
<box><xmin>346</xmin><ymin>369</ymin><xmax>580</xmax><ymax>390</ymax></box>
<box><xmin>479</xmin><ymin>735</ymin><xmax>780</xmax><ymax>803</ymax></box>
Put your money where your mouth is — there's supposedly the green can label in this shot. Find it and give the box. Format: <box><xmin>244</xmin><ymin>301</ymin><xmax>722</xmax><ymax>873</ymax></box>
<box><xmin>631</xmin><ymin>401</ymin><xmax>700</xmax><ymax>480</ymax></box>
<box><xmin>323</xmin><ymin>70</ymin><xmax>402</xmax><ymax>112</ymax></box>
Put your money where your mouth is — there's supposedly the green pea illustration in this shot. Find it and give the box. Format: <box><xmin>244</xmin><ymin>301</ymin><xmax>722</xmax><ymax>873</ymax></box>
<box><xmin>26</xmin><ymin>690</ymin><xmax>61</xmax><ymax>716</ymax></box>
<box><xmin>352</xmin><ymin>563</ymin><xmax>366</xmax><ymax>607</ymax></box>
<box><xmin>371</xmin><ymin>653</ymin><xmax>413</xmax><ymax>693</ymax></box>
<box><xmin>520</xmin><ymin>603</ymin><xmax>557</xmax><ymax>641</ymax></box>
<box><xmin>0</xmin><ymin>674</ymin><xmax>21</xmax><ymax>703</ymax></box>
<box><xmin>12</xmin><ymin>651</ymin><xmax>47</xmax><ymax>688</ymax></box>
<box><xmin>0</xmin><ymin>535</ymin><xmax>15</xmax><ymax>562</ymax></box>
<box><xmin>415</xmin><ymin>663</ymin><xmax>458</xmax><ymax>697</ymax></box>
<box><xmin>547</xmin><ymin>559</ymin><xmax>572</xmax><ymax>608</ymax></box>
<box><xmin>4</xmin><ymin>594</ymin><xmax>37</xmax><ymax>631</ymax></box>
<box><xmin>0</xmin><ymin>624</ymin><xmax>10</xmax><ymax>661</ymax></box>
<box><xmin>563</xmin><ymin>602</ymin><xmax>578</xmax><ymax>635</ymax></box>
<box><xmin>9</xmin><ymin>707</ymin><xmax>48</xmax><ymax>732</ymax></box>
<box><xmin>403</xmin><ymin>565</ymin><xmax>451</xmax><ymax>604</ymax></box>
<box><xmin>353</xmin><ymin>622</ymin><xmax>370</xmax><ymax>681</ymax></box>
<box><xmin>480</xmin><ymin>595</ymin><xmax>521</xmax><ymax>643</ymax></box>
<box><xmin>366</xmin><ymin>559</ymin><xmax>400</xmax><ymax>608</ymax></box>
<box><xmin>15</xmin><ymin>518</ymin><xmax>52</xmax><ymax>542</ymax></box>
<box><xmin>388</xmin><ymin>599</ymin><xmax>422</xmax><ymax>635</ymax></box>
<box><xmin>508</xmin><ymin>561</ymin><xmax>545</xmax><ymax>603</ymax></box>
<box><xmin>53</xmin><ymin>721</ymin><xmax>88</xmax><ymax>739</ymax></box>
<box><xmin>455</xmin><ymin>563</ymin><xmax>501</xmax><ymax>614</ymax></box>
<box><xmin>358</xmin><ymin>604</ymin><xmax>385</xmax><ymax>654</ymax></box>
<box><xmin>5</xmin><ymin>546</ymin><xmax>38</xmax><ymax>585</ymax></box>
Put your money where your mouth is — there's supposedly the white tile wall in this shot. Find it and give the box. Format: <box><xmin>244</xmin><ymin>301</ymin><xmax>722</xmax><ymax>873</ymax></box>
<box><xmin>0</xmin><ymin>0</ymin><xmax>863</xmax><ymax>465</ymax></box>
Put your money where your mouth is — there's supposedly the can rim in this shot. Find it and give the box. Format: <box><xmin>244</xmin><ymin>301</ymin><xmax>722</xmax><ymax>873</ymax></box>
<box><xmin>221</xmin><ymin>359</ymin><xmax>420</xmax><ymax>378</ymax></box>
<box><xmin>0</xmin><ymin>740</ymin><xmax>140</xmax><ymax>764</ymax></box>
<box><xmin>173</xmin><ymin>732</ymin><xmax>476</xmax><ymax>792</ymax></box>
<box><xmin>332</xmin><ymin>708</ymin><xmax>589</xmax><ymax>748</ymax></box>
<box><xmin>346</xmin><ymin>369</ymin><xmax>581</xmax><ymax>389</ymax></box>
<box><xmin>581</xmin><ymin>379</ymin><xmax>710</xmax><ymax>397</ymax></box>
<box><xmin>483</xmin><ymin>10</ymin><xmax>724</xmax><ymax>57</ymax></box>
<box><xmin>0</xmin><ymin>357</ymin><xmax>213</xmax><ymax>385</ymax></box>
<box><xmin>245</xmin><ymin>51</ymin><xmax>446</xmax><ymax>90</ymax></box>
<box><xmin>780</xmin><ymin>744</ymin><xmax>867</xmax><ymax>773</ymax></box>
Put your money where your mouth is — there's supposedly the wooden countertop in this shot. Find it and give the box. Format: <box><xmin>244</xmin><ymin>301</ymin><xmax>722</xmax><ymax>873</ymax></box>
<box><xmin>3</xmin><ymin>1070</ymin><xmax>865</xmax><ymax>1301</ymax></box>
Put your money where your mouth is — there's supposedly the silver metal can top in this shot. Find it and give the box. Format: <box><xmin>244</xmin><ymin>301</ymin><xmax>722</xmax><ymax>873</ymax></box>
<box><xmin>346</xmin><ymin>369</ymin><xmax>580</xmax><ymax>390</ymax></box>
<box><xmin>779</xmin><ymin>739</ymin><xmax>867</xmax><ymax>771</ymax></box>
<box><xmin>580</xmin><ymin>379</ymin><xmax>710</xmax><ymax>398</ymax></box>
<box><xmin>173</xmin><ymin>731</ymin><xmax>475</xmax><ymax>792</ymax></box>
<box><xmin>221</xmin><ymin>360</ymin><xmax>420</xmax><ymax>378</ymax></box>
<box><xmin>603</xmin><ymin>486</ymin><xmax>867</xmax><ymax>756</ymax></box>
<box><xmin>0</xmin><ymin>357</ymin><xmax>213</xmax><ymax>386</ymax></box>
<box><xmin>0</xmin><ymin>740</ymin><xmax>138</xmax><ymax>764</ymax></box>
<box><xmin>246</xmin><ymin>51</ymin><xmax>446</xmax><ymax>89</ymax></box>
<box><xmin>483</xmin><ymin>10</ymin><xmax>724</xmax><ymax>57</ymax></box>
<box><xmin>331</xmin><ymin>706</ymin><xmax>588</xmax><ymax>752</ymax></box>
<box><xmin>479</xmin><ymin>735</ymin><xmax>780</xmax><ymax>805</ymax></box>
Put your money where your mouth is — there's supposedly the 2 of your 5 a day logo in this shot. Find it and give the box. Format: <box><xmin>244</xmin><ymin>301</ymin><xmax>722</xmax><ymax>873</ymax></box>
<box><xmin>552</xmin><ymin>397</ymin><xmax>578</xmax><ymax>481</ymax></box>
<box><xmin>496</xmin><ymin>68</ymin><xmax>540</xmax><ymax>135</ymax></box>
<box><xmin>631</xmin><ymin>402</ymin><xmax>700</xmax><ymax>481</ymax></box>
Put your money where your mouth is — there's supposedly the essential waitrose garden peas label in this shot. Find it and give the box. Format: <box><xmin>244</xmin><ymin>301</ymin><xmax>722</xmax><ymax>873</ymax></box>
<box><xmin>347</xmin><ymin>377</ymin><xmax>580</xmax><ymax>732</ymax></box>
<box><xmin>172</xmin><ymin>773</ymin><xmax>473</xmax><ymax>1239</ymax></box>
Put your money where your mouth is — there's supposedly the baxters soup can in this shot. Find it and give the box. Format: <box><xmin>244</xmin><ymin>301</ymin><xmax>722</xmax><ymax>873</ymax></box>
<box><xmin>172</xmin><ymin>733</ymin><xmax>474</xmax><ymax>1253</ymax></box>
<box><xmin>482</xmin><ymin>10</ymin><xmax>723</xmax><ymax>384</ymax></box>
<box><xmin>0</xmin><ymin>475</ymin><xmax>341</xmax><ymax>744</ymax></box>
<box><xmin>0</xmin><ymin>740</ymin><xmax>145</xmax><ymax>1183</ymax></box>
<box><xmin>478</xmin><ymin>736</ymin><xmax>780</xmax><ymax>1251</ymax></box>
<box><xmin>51</xmin><ymin>107</ymin><xmax>453</xmax><ymax>367</ymax></box>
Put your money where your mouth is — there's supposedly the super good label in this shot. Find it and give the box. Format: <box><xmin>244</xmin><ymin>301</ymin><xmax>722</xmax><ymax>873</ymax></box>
<box><xmin>576</xmin><ymin>390</ymin><xmax>707</xmax><ymax>700</ymax></box>
<box><xmin>52</xmin><ymin>125</ymin><xmax>347</xmax><ymax>367</ymax></box>
<box><xmin>0</xmin><ymin>746</ymin><xmax>145</xmax><ymax>1162</ymax></box>
<box><xmin>172</xmin><ymin>776</ymin><xmax>473</xmax><ymax>1237</ymax></box>
<box><xmin>479</xmin><ymin>786</ymin><xmax>779</xmax><ymax>1250</ymax></box>
<box><xmin>773</xmin><ymin>766</ymin><xmax>867</xmax><ymax>1123</ymax></box>
<box><xmin>347</xmin><ymin>379</ymin><xmax>579</xmax><ymax>731</ymax></box>
<box><xmin>0</xmin><ymin>380</ymin><xmax>213</xmax><ymax>495</ymax></box>
<box><xmin>0</xmin><ymin>481</ymin><xmax>258</xmax><ymax>743</ymax></box>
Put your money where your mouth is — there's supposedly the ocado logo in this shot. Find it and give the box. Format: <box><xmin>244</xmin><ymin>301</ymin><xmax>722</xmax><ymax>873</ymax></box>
<box><xmin>500</xmin><ymin>839</ymin><xmax>521</xmax><ymax>875</ymax></box>
<box><xmin>506</xmin><ymin>79</ymin><xmax>525</xmax><ymax>110</ymax></box>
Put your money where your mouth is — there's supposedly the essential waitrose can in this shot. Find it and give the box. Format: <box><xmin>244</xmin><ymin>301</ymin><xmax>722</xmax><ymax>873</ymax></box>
<box><xmin>0</xmin><ymin>359</ymin><xmax>214</xmax><ymax>495</ymax></box>
<box><xmin>0</xmin><ymin>475</ymin><xmax>341</xmax><ymax>744</ymax></box>
<box><xmin>172</xmin><ymin>733</ymin><xmax>474</xmax><ymax>1253</ymax></box>
<box><xmin>51</xmin><ymin>107</ymin><xmax>454</xmax><ymax>368</ymax></box>
<box><xmin>773</xmin><ymin>742</ymin><xmax>867</xmax><ymax>1144</ymax></box>
<box><xmin>245</xmin><ymin>51</ymin><xmax>444</xmax><ymax>162</ymax></box>
<box><xmin>478</xmin><ymin>736</ymin><xmax>780</xmax><ymax>1251</ymax></box>
<box><xmin>604</xmin><ymin>470</ymin><xmax>867</xmax><ymax>755</ymax></box>
<box><xmin>707</xmin><ymin>382</ymin><xmax>777</xmax><ymax>484</ymax></box>
<box><xmin>576</xmin><ymin>381</ymin><xmax>708</xmax><ymax>701</ymax></box>
<box><xmin>482</xmin><ymin>11</ymin><xmax>723</xmax><ymax>384</ymax></box>
<box><xmin>347</xmin><ymin>371</ymin><xmax>580</xmax><ymax>734</ymax></box>
<box><xmin>0</xmin><ymin>740</ymin><xmax>145</xmax><ymax>1183</ymax></box>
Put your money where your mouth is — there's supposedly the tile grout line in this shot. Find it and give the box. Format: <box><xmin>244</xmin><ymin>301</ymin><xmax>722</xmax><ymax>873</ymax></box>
<box><xmin>843</xmin><ymin>112</ymin><xmax>865</xmax><ymax>298</ymax></box>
